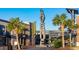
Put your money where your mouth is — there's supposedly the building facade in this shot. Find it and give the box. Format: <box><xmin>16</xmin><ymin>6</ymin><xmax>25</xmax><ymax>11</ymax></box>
<box><xmin>0</xmin><ymin>19</ymin><xmax>36</xmax><ymax>49</ymax></box>
<box><xmin>0</xmin><ymin>19</ymin><xmax>9</xmax><ymax>46</ymax></box>
<box><xmin>76</xmin><ymin>15</ymin><xmax>79</xmax><ymax>46</ymax></box>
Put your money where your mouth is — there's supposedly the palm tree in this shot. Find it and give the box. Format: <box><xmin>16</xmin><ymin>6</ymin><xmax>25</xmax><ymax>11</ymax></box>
<box><xmin>66</xmin><ymin>19</ymin><xmax>77</xmax><ymax>47</ymax></box>
<box><xmin>7</xmin><ymin>17</ymin><xmax>26</xmax><ymax>50</ymax></box>
<box><xmin>52</xmin><ymin>13</ymin><xmax>67</xmax><ymax>48</ymax></box>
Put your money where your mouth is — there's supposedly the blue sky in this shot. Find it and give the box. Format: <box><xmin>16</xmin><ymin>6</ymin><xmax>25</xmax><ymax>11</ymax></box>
<box><xmin>0</xmin><ymin>8</ymin><xmax>77</xmax><ymax>30</ymax></box>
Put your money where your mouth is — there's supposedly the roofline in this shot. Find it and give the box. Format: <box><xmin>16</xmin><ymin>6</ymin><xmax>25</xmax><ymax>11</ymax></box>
<box><xmin>0</xmin><ymin>19</ymin><xmax>9</xmax><ymax>23</ymax></box>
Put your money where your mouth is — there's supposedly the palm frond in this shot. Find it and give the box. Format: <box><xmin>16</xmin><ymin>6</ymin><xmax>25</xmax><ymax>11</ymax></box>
<box><xmin>53</xmin><ymin>15</ymin><xmax>60</xmax><ymax>26</ymax></box>
<box><xmin>7</xmin><ymin>17</ymin><xmax>26</xmax><ymax>34</ymax></box>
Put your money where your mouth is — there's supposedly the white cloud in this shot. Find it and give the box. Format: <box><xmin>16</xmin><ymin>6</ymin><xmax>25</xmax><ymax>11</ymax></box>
<box><xmin>23</xmin><ymin>21</ymin><xmax>29</xmax><ymax>24</ymax></box>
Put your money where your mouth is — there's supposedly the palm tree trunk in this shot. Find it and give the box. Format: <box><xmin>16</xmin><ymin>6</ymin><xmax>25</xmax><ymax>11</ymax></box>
<box><xmin>61</xmin><ymin>24</ymin><xmax>65</xmax><ymax>48</ymax></box>
<box><xmin>62</xmin><ymin>31</ymin><xmax>65</xmax><ymax>48</ymax></box>
<box><xmin>69</xmin><ymin>33</ymin><xmax>72</xmax><ymax>47</ymax></box>
<box><xmin>32</xmin><ymin>36</ymin><xmax>35</xmax><ymax>47</ymax></box>
<box><xmin>16</xmin><ymin>34</ymin><xmax>20</xmax><ymax>50</ymax></box>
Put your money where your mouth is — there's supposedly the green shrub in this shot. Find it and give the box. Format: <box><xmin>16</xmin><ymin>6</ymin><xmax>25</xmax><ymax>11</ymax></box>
<box><xmin>49</xmin><ymin>38</ymin><xmax>62</xmax><ymax>48</ymax></box>
<box><xmin>53</xmin><ymin>39</ymin><xmax>62</xmax><ymax>48</ymax></box>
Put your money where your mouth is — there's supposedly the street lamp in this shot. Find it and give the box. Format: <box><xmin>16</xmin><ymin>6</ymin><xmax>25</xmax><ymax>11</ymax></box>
<box><xmin>66</xmin><ymin>8</ymin><xmax>78</xmax><ymax>46</ymax></box>
<box><xmin>66</xmin><ymin>8</ymin><xmax>78</xmax><ymax>23</ymax></box>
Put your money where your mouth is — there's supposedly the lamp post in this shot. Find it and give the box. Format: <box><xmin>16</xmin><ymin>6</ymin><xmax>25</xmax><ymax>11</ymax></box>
<box><xmin>66</xmin><ymin>8</ymin><xmax>78</xmax><ymax>23</ymax></box>
<box><xmin>66</xmin><ymin>8</ymin><xmax>78</xmax><ymax>46</ymax></box>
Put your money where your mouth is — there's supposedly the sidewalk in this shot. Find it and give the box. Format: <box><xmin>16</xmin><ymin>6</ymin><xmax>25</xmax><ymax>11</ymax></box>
<box><xmin>23</xmin><ymin>46</ymin><xmax>79</xmax><ymax>50</ymax></box>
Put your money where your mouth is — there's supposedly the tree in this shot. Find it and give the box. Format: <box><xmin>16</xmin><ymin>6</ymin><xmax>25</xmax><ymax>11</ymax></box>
<box><xmin>7</xmin><ymin>17</ymin><xmax>26</xmax><ymax>50</ymax></box>
<box><xmin>52</xmin><ymin>13</ymin><xmax>67</xmax><ymax>48</ymax></box>
<box><xmin>66</xmin><ymin>19</ymin><xmax>77</xmax><ymax>47</ymax></box>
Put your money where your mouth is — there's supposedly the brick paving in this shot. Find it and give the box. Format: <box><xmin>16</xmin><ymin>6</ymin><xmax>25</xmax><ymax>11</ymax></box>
<box><xmin>23</xmin><ymin>46</ymin><xmax>74</xmax><ymax>50</ymax></box>
<box><xmin>0</xmin><ymin>45</ymin><xmax>79</xmax><ymax>50</ymax></box>
<box><xmin>22</xmin><ymin>45</ymin><xmax>79</xmax><ymax>50</ymax></box>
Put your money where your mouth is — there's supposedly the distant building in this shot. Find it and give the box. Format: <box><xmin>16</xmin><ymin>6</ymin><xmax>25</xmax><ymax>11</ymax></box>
<box><xmin>49</xmin><ymin>30</ymin><xmax>61</xmax><ymax>39</ymax></box>
<box><xmin>35</xmin><ymin>30</ymin><xmax>72</xmax><ymax>45</ymax></box>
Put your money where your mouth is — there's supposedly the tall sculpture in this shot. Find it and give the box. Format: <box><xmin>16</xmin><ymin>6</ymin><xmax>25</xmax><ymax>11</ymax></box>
<box><xmin>40</xmin><ymin>9</ymin><xmax>45</xmax><ymax>47</ymax></box>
